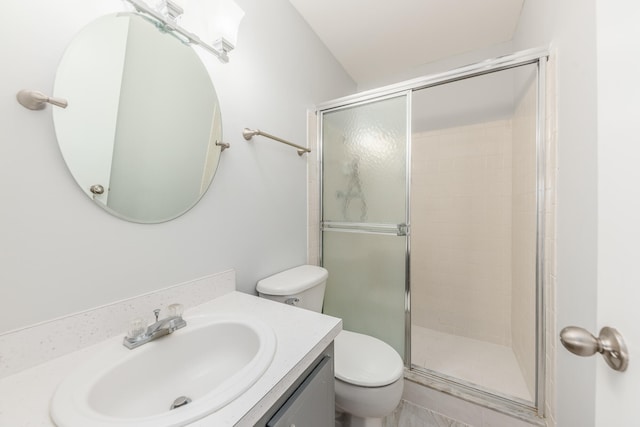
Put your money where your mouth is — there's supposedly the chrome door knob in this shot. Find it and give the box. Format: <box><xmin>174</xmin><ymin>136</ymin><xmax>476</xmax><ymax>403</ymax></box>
<box><xmin>560</xmin><ymin>326</ymin><xmax>629</xmax><ymax>372</ymax></box>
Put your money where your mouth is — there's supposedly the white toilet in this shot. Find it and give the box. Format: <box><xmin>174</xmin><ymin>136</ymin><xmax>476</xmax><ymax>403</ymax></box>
<box><xmin>257</xmin><ymin>265</ymin><xmax>404</xmax><ymax>427</ymax></box>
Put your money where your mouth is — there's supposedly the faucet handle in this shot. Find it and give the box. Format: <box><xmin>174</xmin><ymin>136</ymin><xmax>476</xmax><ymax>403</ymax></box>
<box><xmin>127</xmin><ymin>317</ymin><xmax>147</xmax><ymax>340</ymax></box>
<box><xmin>153</xmin><ymin>309</ymin><xmax>161</xmax><ymax>322</ymax></box>
<box><xmin>168</xmin><ymin>303</ymin><xmax>184</xmax><ymax>318</ymax></box>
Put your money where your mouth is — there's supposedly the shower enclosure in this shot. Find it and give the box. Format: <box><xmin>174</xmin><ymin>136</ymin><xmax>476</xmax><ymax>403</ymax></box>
<box><xmin>317</xmin><ymin>49</ymin><xmax>547</xmax><ymax>418</ymax></box>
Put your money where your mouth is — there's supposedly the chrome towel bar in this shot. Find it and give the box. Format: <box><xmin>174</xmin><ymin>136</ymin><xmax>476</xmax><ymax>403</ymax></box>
<box><xmin>242</xmin><ymin>128</ymin><xmax>311</xmax><ymax>156</ymax></box>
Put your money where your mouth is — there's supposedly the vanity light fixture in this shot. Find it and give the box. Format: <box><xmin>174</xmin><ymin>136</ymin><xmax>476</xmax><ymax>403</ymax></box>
<box><xmin>124</xmin><ymin>0</ymin><xmax>244</xmax><ymax>63</ymax></box>
<box><xmin>206</xmin><ymin>0</ymin><xmax>245</xmax><ymax>55</ymax></box>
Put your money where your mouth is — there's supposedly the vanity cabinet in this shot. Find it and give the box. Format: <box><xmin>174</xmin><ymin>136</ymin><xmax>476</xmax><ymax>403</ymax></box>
<box><xmin>255</xmin><ymin>344</ymin><xmax>334</xmax><ymax>427</ymax></box>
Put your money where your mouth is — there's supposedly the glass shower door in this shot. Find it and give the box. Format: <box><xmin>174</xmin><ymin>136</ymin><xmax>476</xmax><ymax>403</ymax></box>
<box><xmin>316</xmin><ymin>50</ymin><xmax>548</xmax><ymax>418</ymax></box>
<box><xmin>320</xmin><ymin>94</ymin><xmax>409</xmax><ymax>359</ymax></box>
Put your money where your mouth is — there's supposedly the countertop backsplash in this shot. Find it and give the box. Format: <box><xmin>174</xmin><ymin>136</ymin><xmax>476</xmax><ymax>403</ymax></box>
<box><xmin>0</xmin><ymin>270</ymin><xmax>235</xmax><ymax>378</ymax></box>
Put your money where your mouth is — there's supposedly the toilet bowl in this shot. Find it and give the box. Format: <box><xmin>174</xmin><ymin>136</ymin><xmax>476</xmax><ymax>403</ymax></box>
<box><xmin>334</xmin><ymin>330</ymin><xmax>404</xmax><ymax>427</ymax></box>
<box><xmin>257</xmin><ymin>265</ymin><xmax>404</xmax><ymax>427</ymax></box>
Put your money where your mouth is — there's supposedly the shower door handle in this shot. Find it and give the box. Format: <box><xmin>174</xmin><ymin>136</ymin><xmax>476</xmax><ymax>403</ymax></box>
<box><xmin>559</xmin><ymin>326</ymin><xmax>629</xmax><ymax>371</ymax></box>
<box><xmin>322</xmin><ymin>221</ymin><xmax>409</xmax><ymax>236</ymax></box>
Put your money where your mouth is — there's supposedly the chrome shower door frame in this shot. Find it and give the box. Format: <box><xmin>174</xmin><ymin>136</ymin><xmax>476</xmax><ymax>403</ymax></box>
<box><xmin>316</xmin><ymin>47</ymin><xmax>549</xmax><ymax>422</ymax></box>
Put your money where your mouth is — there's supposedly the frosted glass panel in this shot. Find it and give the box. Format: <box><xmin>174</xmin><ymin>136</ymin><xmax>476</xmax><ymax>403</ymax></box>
<box><xmin>322</xmin><ymin>96</ymin><xmax>407</xmax><ymax>224</ymax></box>
<box><xmin>322</xmin><ymin>232</ymin><xmax>406</xmax><ymax>358</ymax></box>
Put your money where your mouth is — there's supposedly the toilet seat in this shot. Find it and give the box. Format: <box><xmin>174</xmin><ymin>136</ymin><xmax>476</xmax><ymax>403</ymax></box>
<box><xmin>334</xmin><ymin>330</ymin><xmax>404</xmax><ymax>387</ymax></box>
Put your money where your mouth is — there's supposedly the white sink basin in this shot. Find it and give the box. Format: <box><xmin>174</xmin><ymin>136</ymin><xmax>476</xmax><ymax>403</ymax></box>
<box><xmin>50</xmin><ymin>314</ymin><xmax>276</xmax><ymax>427</ymax></box>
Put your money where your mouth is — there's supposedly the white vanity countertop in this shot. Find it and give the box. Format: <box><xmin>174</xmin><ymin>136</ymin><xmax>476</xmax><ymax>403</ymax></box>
<box><xmin>0</xmin><ymin>291</ymin><xmax>342</xmax><ymax>427</ymax></box>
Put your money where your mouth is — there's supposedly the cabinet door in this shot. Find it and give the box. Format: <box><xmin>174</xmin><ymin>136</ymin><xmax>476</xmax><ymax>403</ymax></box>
<box><xmin>267</xmin><ymin>356</ymin><xmax>334</xmax><ymax>427</ymax></box>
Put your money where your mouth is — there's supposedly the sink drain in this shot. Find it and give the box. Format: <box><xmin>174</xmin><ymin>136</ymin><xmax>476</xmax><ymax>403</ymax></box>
<box><xmin>170</xmin><ymin>396</ymin><xmax>192</xmax><ymax>410</ymax></box>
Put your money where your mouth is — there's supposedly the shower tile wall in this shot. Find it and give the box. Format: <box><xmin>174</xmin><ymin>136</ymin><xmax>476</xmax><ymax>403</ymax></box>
<box><xmin>510</xmin><ymin>80</ymin><xmax>538</xmax><ymax>399</ymax></box>
<box><xmin>412</xmin><ymin>120</ymin><xmax>514</xmax><ymax>345</ymax></box>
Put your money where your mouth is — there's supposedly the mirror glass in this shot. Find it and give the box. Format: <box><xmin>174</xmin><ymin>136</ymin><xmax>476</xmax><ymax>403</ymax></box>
<box><xmin>52</xmin><ymin>13</ymin><xmax>222</xmax><ymax>223</ymax></box>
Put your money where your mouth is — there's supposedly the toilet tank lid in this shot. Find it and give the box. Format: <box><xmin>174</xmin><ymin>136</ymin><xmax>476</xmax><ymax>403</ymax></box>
<box><xmin>257</xmin><ymin>265</ymin><xmax>328</xmax><ymax>296</ymax></box>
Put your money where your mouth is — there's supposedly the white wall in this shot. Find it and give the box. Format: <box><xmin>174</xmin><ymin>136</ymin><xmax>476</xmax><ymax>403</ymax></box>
<box><xmin>595</xmin><ymin>1</ymin><xmax>640</xmax><ymax>425</ymax></box>
<box><xmin>0</xmin><ymin>0</ymin><xmax>355</xmax><ymax>334</ymax></box>
<box><xmin>513</xmin><ymin>1</ymin><xmax>599</xmax><ymax>426</ymax></box>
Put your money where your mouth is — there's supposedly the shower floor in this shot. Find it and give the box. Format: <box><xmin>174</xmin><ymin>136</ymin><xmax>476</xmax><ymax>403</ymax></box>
<box><xmin>411</xmin><ymin>325</ymin><xmax>532</xmax><ymax>401</ymax></box>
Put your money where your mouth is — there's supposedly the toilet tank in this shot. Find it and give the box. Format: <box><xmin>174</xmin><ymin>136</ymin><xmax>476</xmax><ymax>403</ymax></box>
<box><xmin>256</xmin><ymin>265</ymin><xmax>328</xmax><ymax>312</ymax></box>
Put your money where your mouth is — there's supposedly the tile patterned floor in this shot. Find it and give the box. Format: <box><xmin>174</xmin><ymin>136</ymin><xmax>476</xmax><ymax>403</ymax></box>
<box><xmin>383</xmin><ymin>400</ymin><xmax>470</xmax><ymax>427</ymax></box>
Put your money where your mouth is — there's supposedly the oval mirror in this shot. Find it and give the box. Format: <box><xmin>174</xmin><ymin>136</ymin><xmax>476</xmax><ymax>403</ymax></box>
<box><xmin>52</xmin><ymin>13</ymin><xmax>222</xmax><ymax>223</ymax></box>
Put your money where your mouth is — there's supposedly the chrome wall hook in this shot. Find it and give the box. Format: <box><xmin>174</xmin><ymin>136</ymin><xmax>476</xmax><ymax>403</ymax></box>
<box><xmin>17</xmin><ymin>90</ymin><xmax>68</xmax><ymax>110</ymax></box>
<box><xmin>560</xmin><ymin>326</ymin><xmax>629</xmax><ymax>371</ymax></box>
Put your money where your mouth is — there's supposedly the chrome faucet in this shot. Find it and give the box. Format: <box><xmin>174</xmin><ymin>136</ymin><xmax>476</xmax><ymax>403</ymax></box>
<box><xmin>123</xmin><ymin>304</ymin><xmax>187</xmax><ymax>349</ymax></box>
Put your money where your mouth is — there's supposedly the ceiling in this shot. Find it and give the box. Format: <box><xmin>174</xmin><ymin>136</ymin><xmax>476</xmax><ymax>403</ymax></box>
<box><xmin>288</xmin><ymin>0</ymin><xmax>525</xmax><ymax>87</ymax></box>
